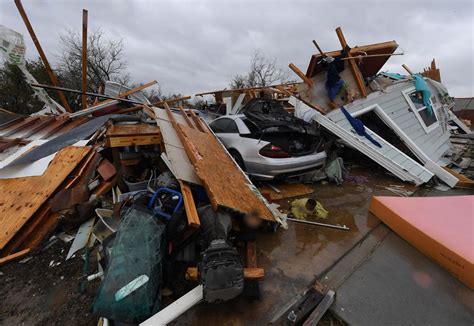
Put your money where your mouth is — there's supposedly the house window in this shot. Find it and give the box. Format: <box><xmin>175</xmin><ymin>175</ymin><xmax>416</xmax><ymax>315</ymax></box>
<box><xmin>404</xmin><ymin>89</ymin><xmax>438</xmax><ymax>132</ymax></box>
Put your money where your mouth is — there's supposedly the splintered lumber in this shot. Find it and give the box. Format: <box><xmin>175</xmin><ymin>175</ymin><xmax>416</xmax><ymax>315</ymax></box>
<box><xmin>335</xmin><ymin>27</ymin><xmax>367</xmax><ymax>97</ymax></box>
<box><xmin>21</xmin><ymin>212</ymin><xmax>60</xmax><ymax>250</ymax></box>
<box><xmin>442</xmin><ymin>167</ymin><xmax>474</xmax><ymax>188</ymax></box>
<box><xmin>0</xmin><ymin>146</ymin><xmax>91</xmax><ymax>250</ymax></box>
<box><xmin>106</xmin><ymin>123</ymin><xmax>161</xmax><ymax>148</ymax></box>
<box><xmin>289</xmin><ymin>63</ymin><xmax>314</xmax><ymax>87</ymax></box>
<box><xmin>0</xmin><ymin>204</ymin><xmax>52</xmax><ymax>256</ymax></box>
<box><xmin>14</xmin><ymin>0</ymin><xmax>72</xmax><ymax>113</ymax></box>
<box><xmin>93</xmin><ymin>176</ymin><xmax>117</xmax><ymax>196</ymax></box>
<box><xmin>152</xmin><ymin>96</ymin><xmax>192</xmax><ymax>106</ymax></box>
<box><xmin>259</xmin><ymin>183</ymin><xmax>314</xmax><ymax>201</ymax></box>
<box><xmin>185</xmin><ymin>267</ymin><xmax>264</xmax><ymax>281</ymax></box>
<box><xmin>177</xmin><ymin>124</ymin><xmax>274</xmax><ymax>221</ymax></box>
<box><xmin>96</xmin><ymin>158</ymin><xmax>116</xmax><ymax>181</ymax></box>
<box><xmin>0</xmin><ymin>248</ymin><xmax>31</xmax><ymax>266</ymax></box>
<box><xmin>402</xmin><ymin>64</ymin><xmax>414</xmax><ymax>76</ymax></box>
<box><xmin>179</xmin><ymin>180</ymin><xmax>200</xmax><ymax>228</ymax></box>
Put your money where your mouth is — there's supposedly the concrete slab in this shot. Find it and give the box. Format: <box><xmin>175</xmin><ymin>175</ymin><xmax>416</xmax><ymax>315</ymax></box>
<box><xmin>333</xmin><ymin>232</ymin><xmax>474</xmax><ymax>325</ymax></box>
<box><xmin>173</xmin><ymin>168</ymin><xmax>406</xmax><ymax>324</ymax></box>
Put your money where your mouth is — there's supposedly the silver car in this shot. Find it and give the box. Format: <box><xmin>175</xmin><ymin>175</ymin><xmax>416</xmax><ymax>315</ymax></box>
<box><xmin>209</xmin><ymin>110</ymin><xmax>327</xmax><ymax>180</ymax></box>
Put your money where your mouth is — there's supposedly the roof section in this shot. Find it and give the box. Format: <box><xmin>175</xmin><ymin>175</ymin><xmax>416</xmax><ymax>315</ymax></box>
<box><xmin>306</xmin><ymin>41</ymin><xmax>399</xmax><ymax>79</ymax></box>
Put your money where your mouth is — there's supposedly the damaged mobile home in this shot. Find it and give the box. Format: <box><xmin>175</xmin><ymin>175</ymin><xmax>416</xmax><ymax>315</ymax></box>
<box><xmin>0</xmin><ymin>2</ymin><xmax>473</xmax><ymax>325</ymax></box>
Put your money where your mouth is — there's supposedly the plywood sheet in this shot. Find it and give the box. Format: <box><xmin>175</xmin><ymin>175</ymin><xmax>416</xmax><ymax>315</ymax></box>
<box><xmin>178</xmin><ymin>124</ymin><xmax>274</xmax><ymax>221</ymax></box>
<box><xmin>0</xmin><ymin>146</ymin><xmax>91</xmax><ymax>250</ymax></box>
<box><xmin>259</xmin><ymin>183</ymin><xmax>314</xmax><ymax>201</ymax></box>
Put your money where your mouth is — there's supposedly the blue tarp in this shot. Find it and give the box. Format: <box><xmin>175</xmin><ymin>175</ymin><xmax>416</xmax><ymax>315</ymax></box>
<box><xmin>341</xmin><ymin>106</ymin><xmax>382</xmax><ymax>148</ymax></box>
<box><xmin>381</xmin><ymin>72</ymin><xmax>407</xmax><ymax>80</ymax></box>
<box><xmin>413</xmin><ymin>74</ymin><xmax>434</xmax><ymax>116</ymax></box>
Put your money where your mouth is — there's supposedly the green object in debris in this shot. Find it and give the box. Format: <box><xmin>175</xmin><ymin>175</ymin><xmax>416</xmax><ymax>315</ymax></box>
<box><xmin>93</xmin><ymin>205</ymin><xmax>166</xmax><ymax>324</ymax></box>
<box><xmin>290</xmin><ymin>198</ymin><xmax>328</xmax><ymax>220</ymax></box>
<box><xmin>115</xmin><ymin>274</ymin><xmax>150</xmax><ymax>302</ymax></box>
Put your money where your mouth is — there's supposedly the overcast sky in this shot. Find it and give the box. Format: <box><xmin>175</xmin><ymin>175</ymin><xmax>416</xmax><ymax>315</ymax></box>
<box><xmin>1</xmin><ymin>0</ymin><xmax>473</xmax><ymax>98</ymax></box>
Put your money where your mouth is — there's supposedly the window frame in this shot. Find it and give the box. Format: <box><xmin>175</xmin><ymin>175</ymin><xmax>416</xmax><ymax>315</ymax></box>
<box><xmin>402</xmin><ymin>87</ymin><xmax>439</xmax><ymax>133</ymax></box>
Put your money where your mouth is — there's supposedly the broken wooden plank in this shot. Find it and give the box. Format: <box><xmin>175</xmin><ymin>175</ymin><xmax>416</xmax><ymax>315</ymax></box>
<box><xmin>185</xmin><ymin>267</ymin><xmax>264</xmax><ymax>281</ymax></box>
<box><xmin>94</xmin><ymin>176</ymin><xmax>117</xmax><ymax>196</ymax></box>
<box><xmin>21</xmin><ymin>213</ymin><xmax>59</xmax><ymax>250</ymax></box>
<box><xmin>96</xmin><ymin>158</ymin><xmax>116</xmax><ymax>182</ymax></box>
<box><xmin>442</xmin><ymin>167</ymin><xmax>474</xmax><ymax>188</ymax></box>
<box><xmin>14</xmin><ymin>0</ymin><xmax>72</xmax><ymax>112</ymax></box>
<box><xmin>0</xmin><ymin>204</ymin><xmax>52</xmax><ymax>256</ymax></box>
<box><xmin>259</xmin><ymin>183</ymin><xmax>314</xmax><ymax>201</ymax></box>
<box><xmin>247</xmin><ymin>240</ymin><xmax>258</xmax><ymax>268</ymax></box>
<box><xmin>0</xmin><ymin>248</ymin><xmax>31</xmax><ymax>266</ymax></box>
<box><xmin>179</xmin><ymin>180</ymin><xmax>200</xmax><ymax>228</ymax></box>
<box><xmin>289</xmin><ymin>63</ymin><xmax>314</xmax><ymax>87</ymax></box>
<box><xmin>0</xmin><ymin>146</ymin><xmax>91</xmax><ymax>250</ymax></box>
<box><xmin>177</xmin><ymin>123</ymin><xmax>275</xmax><ymax>221</ymax></box>
<box><xmin>114</xmin><ymin>122</ymin><xmax>158</xmax><ymax>145</ymax></box>
<box><xmin>335</xmin><ymin>27</ymin><xmax>367</xmax><ymax>97</ymax></box>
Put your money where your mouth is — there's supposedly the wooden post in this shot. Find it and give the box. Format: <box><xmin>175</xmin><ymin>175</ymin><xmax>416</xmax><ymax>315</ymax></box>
<box><xmin>14</xmin><ymin>0</ymin><xmax>73</xmax><ymax>112</ymax></box>
<box><xmin>81</xmin><ymin>9</ymin><xmax>88</xmax><ymax>110</ymax></box>
<box><xmin>402</xmin><ymin>64</ymin><xmax>414</xmax><ymax>76</ymax></box>
<box><xmin>312</xmin><ymin>40</ymin><xmax>325</xmax><ymax>56</ymax></box>
<box><xmin>289</xmin><ymin>63</ymin><xmax>314</xmax><ymax>87</ymax></box>
<box><xmin>335</xmin><ymin>27</ymin><xmax>367</xmax><ymax>98</ymax></box>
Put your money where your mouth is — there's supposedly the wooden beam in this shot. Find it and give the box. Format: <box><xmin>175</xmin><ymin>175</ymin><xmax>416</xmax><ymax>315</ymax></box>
<box><xmin>335</xmin><ymin>27</ymin><xmax>367</xmax><ymax>98</ymax></box>
<box><xmin>142</xmin><ymin>104</ymin><xmax>156</xmax><ymax>119</ymax></box>
<box><xmin>185</xmin><ymin>267</ymin><xmax>264</xmax><ymax>281</ymax></box>
<box><xmin>339</xmin><ymin>52</ymin><xmax>403</xmax><ymax>61</ymax></box>
<box><xmin>312</xmin><ymin>40</ymin><xmax>325</xmax><ymax>56</ymax></box>
<box><xmin>177</xmin><ymin>106</ymin><xmax>195</xmax><ymax>128</ymax></box>
<box><xmin>402</xmin><ymin>64</ymin><xmax>414</xmax><ymax>76</ymax></box>
<box><xmin>81</xmin><ymin>9</ymin><xmax>88</xmax><ymax>110</ymax></box>
<box><xmin>179</xmin><ymin>180</ymin><xmax>200</xmax><ymax>228</ymax></box>
<box><xmin>0</xmin><ymin>248</ymin><xmax>31</xmax><ymax>265</ymax></box>
<box><xmin>188</xmin><ymin>109</ymin><xmax>206</xmax><ymax>133</ymax></box>
<box><xmin>289</xmin><ymin>63</ymin><xmax>314</xmax><ymax>87</ymax></box>
<box><xmin>195</xmin><ymin>82</ymin><xmax>302</xmax><ymax>97</ymax></box>
<box><xmin>14</xmin><ymin>0</ymin><xmax>72</xmax><ymax>112</ymax></box>
<box><xmin>152</xmin><ymin>96</ymin><xmax>191</xmax><ymax>106</ymax></box>
<box><xmin>247</xmin><ymin>240</ymin><xmax>257</xmax><ymax>268</ymax></box>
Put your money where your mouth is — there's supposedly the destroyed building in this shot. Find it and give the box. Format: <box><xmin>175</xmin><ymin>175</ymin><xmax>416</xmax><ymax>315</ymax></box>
<box><xmin>0</xmin><ymin>2</ymin><xmax>473</xmax><ymax>325</ymax></box>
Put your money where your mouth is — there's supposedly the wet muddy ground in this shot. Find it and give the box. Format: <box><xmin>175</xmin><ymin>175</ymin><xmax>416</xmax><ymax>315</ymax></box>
<box><xmin>0</xmin><ymin>165</ymin><xmax>457</xmax><ymax>325</ymax></box>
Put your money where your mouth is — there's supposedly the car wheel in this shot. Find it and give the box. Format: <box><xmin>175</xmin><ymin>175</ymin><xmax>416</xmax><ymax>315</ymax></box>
<box><xmin>229</xmin><ymin>150</ymin><xmax>245</xmax><ymax>171</ymax></box>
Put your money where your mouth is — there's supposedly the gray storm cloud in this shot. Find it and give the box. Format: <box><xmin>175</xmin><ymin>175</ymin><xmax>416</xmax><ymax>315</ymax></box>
<box><xmin>1</xmin><ymin>0</ymin><xmax>472</xmax><ymax>97</ymax></box>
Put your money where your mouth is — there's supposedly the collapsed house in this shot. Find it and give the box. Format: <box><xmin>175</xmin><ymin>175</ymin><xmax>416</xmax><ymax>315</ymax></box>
<box><xmin>0</xmin><ymin>2</ymin><xmax>473</xmax><ymax>323</ymax></box>
<box><xmin>197</xmin><ymin>29</ymin><xmax>472</xmax><ymax>188</ymax></box>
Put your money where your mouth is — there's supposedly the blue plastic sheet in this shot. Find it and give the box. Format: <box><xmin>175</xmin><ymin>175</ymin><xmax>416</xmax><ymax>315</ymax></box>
<box><xmin>413</xmin><ymin>74</ymin><xmax>434</xmax><ymax>116</ymax></box>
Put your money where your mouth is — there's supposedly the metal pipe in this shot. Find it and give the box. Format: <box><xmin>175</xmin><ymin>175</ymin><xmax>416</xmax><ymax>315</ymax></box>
<box><xmin>30</xmin><ymin>83</ymin><xmax>146</xmax><ymax>105</ymax></box>
<box><xmin>286</xmin><ymin>217</ymin><xmax>350</xmax><ymax>231</ymax></box>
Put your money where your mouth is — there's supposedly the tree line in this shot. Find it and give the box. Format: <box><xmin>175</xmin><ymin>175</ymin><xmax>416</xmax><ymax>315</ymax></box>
<box><xmin>0</xmin><ymin>29</ymin><xmax>290</xmax><ymax>114</ymax></box>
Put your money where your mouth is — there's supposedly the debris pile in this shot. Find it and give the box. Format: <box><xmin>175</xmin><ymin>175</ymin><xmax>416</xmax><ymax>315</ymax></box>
<box><xmin>0</xmin><ymin>2</ymin><xmax>473</xmax><ymax>325</ymax></box>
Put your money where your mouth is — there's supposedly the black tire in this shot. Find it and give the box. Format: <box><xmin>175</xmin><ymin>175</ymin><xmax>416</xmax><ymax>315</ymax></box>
<box><xmin>229</xmin><ymin>149</ymin><xmax>245</xmax><ymax>171</ymax></box>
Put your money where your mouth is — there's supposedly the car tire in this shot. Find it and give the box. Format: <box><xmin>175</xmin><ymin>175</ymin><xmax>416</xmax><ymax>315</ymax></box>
<box><xmin>229</xmin><ymin>149</ymin><xmax>245</xmax><ymax>171</ymax></box>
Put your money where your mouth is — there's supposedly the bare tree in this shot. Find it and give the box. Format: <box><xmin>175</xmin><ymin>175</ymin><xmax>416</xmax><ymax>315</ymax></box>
<box><xmin>57</xmin><ymin>29</ymin><xmax>129</xmax><ymax>108</ymax></box>
<box><xmin>230</xmin><ymin>51</ymin><xmax>289</xmax><ymax>89</ymax></box>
